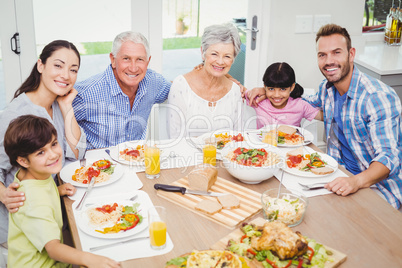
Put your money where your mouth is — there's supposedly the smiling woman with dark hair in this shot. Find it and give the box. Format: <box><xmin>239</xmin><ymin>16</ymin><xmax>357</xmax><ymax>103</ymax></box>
<box><xmin>0</xmin><ymin>40</ymin><xmax>87</xmax><ymax>248</ymax></box>
<box><xmin>167</xmin><ymin>23</ymin><xmax>243</xmax><ymax>139</ymax></box>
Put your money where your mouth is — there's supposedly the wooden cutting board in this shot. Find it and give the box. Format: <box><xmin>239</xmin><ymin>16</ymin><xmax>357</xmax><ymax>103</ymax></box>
<box><xmin>211</xmin><ymin>217</ymin><xmax>347</xmax><ymax>268</ymax></box>
<box><xmin>156</xmin><ymin>176</ymin><xmax>262</xmax><ymax>229</ymax></box>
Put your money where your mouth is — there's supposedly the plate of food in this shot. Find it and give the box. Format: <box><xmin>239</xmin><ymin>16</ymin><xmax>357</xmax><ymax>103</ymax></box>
<box><xmin>209</xmin><ymin>218</ymin><xmax>345</xmax><ymax>268</ymax></box>
<box><xmin>283</xmin><ymin>147</ymin><xmax>338</xmax><ymax>177</ymax></box>
<box><xmin>256</xmin><ymin>124</ymin><xmax>314</xmax><ymax>147</ymax></box>
<box><xmin>60</xmin><ymin>158</ymin><xmax>124</xmax><ymax>187</ymax></box>
<box><xmin>165</xmin><ymin>250</ymin><xmax>247</xmax><ymax>268</ymax></box>
<box><xmin>195</xmin><ymin>131</ymin><xmax>245</xmax><ymax>150</ymax></box>
<box><xmin>75</xmin><ymin>198</ymin><xmax>147</xmax><ymax>239</ymax></box>
<box><xmin>108</xmin><ymin>141</ymin><xmax>145</xmax><ymax>166</ymax></box>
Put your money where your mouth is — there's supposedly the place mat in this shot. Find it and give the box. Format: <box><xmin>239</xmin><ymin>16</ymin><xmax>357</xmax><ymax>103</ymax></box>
<box><xmin>211</xmin><ymin>217</ymin><xmax>347</xmax><ymax>268</ymax></box>
<box><xmin>72</xmin><ymin>190</ymin><xmax>173</xmax><ymax>262</ymax></box>
<box><xmin>156</xmin><ymin>177</ymin><xmax>262</xmax><ymax>229</ymax></box>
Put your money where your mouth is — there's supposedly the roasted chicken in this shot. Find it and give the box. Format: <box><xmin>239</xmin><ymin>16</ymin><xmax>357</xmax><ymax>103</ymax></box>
<box><xmin>251</xmin><ymin>221</ymin><xmax>308</xmax><ymax>260</ymax></box>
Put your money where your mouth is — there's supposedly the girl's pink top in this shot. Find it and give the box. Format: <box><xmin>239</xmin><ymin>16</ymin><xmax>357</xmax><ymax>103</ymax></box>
<box><xmin>246</xmin><ymin>94</ymin><xmax>319</xmax><ymax>129</ymax></box>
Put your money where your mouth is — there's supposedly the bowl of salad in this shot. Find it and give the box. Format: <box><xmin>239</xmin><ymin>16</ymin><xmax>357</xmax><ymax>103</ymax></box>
<box><xmin>261</xmin><ymin>188</ymin><xmax>308</xmax><ymax>227</ymax></box>
<box><xmin>221</xmin><ymin>142</ymin><xmax>283</xmax><ymax>184</ymax></box>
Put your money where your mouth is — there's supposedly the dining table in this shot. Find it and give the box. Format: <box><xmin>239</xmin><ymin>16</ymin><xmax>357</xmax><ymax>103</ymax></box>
<box><xmin>61</xmin><ymin>136</ymin><xmax>402</xmax><ymax>268</ymax></box>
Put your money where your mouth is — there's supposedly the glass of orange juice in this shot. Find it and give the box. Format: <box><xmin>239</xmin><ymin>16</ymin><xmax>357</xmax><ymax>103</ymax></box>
<box><xmin>262</xmin><ymin>127</ymin><xmax>278</xmax><ymax>147</ymax></box>
<box><xmin>203</xmin><ymin>137</ymin><xmax>217</xmax><ymax>166</ymax></box>
<box><xmin>148</xmin><ymin>206</ymin><xmax>167</xmax><ymax>250</ymax></box>
<box><xmin>145</xmin><ymin>145</ymin><xmax>160</xmax><ymax>179</ymax></box>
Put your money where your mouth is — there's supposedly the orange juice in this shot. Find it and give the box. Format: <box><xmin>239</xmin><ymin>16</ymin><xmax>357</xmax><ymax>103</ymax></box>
<box><xmin>149</xmin><ymin>221</ymin><xmax>167</xmax><ymax>247</ymax></box>
<box><xmin>262</xmin><ymin>131</ymin><xmax>277</xmax><ymax>146</ymax></box>
<box><xmin>203</xmin><ymin>144</ymin><xmax>217</xmax><ymax>166</ymax></box>
<box><xmin>145</xmin><ymin>146</ymin><xmax>160</xmax><ymax>178</ymax></box>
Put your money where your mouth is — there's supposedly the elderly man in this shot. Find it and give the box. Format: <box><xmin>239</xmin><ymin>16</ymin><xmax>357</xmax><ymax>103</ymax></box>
<box><xmin>72</xmin><ymin>31</ymin><xmax>171</xmax><ymax>149</ymax></box>
<box><xmin>249</xmin><ymin>24</ymin><xmax>402</xmax><ymax>210</ymax></box>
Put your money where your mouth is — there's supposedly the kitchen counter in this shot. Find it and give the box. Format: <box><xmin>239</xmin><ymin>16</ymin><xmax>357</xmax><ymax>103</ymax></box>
<box><xmin>355</xmin><ymin>41</ymin><xmax>402</xmax><ymax>100</ymax></box>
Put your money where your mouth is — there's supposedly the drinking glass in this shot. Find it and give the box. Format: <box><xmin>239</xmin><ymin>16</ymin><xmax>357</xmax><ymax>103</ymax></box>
<box><xmin>148</xmin><ymin>206</ymin><xmax>167</xmax><ymax>250</ymax></box>
<box><xmin>262</xmin><ymin>125</ymin><xmax>278</xmax><ymax>147</ymax></box>
<box><xmin>145</xmin><ymin>145</ymin><xmax>160</xmax><ymax>179</ymax></box>
<box><xmin>203</xmin><ymin>137</ymin><xmax>217</xmax><ymax>166</ymax></box>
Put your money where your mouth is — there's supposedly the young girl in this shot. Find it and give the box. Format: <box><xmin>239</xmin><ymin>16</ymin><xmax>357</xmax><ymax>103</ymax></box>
<box><xmin>0</xmin><ymin>40</ymin><xmax>86</xmax><ymax>247</ymax></box>
<box><xmin>4</xmin><ymin>115</ymin><xmax>119</xmax><ymax>268</ymax></box>
<box><xmin>246</xmin><ymin>62</ymin><xmax>322</xmax><ymax>128</ymax></box>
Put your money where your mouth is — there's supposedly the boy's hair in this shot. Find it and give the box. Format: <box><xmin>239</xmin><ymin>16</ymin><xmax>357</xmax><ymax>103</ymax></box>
<box><xmin>4</xmin><ymin>115</ymin><xmax>58</xmax><ymax>168</ymax></box>
<box><xmin>262</xmin><ymin>62</ymin><xmax>304</xmax><ymax>99</ymax></box>
<box><xmin>315</xmin><ymin>24</ymin><xmax>352</xmax><ymax>51</ymax></box>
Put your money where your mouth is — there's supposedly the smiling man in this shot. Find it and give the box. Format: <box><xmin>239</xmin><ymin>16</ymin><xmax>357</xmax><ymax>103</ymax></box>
<box><xmin>72</xmin><ymin>31</ymin><xmax>171</xmax><ymax>149</ymax></box>
<box><xmin>305</xmin><ymin>24</ymin><xmax>402</xmax><ymax>209</ymax></box>
<box><xmin>247</xmin><ymin>24</ymin><xmax>402</xmax><ymax>210</ymax></box>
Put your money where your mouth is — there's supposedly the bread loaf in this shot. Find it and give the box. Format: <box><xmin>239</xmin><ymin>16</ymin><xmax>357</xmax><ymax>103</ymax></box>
<box><xmin>195</xmin><ymin>199</ymin><xmax>222</xmax><ymax>215</ymax></box>
<box><xmin>188</xmin><ymin>165</ymin><xmax>218</xmax><ymax>191</ymax></box>
<box><xmin>217</xmin><ymin>194</ymin><xmax>240</xmax><ymax>209</ymax></box>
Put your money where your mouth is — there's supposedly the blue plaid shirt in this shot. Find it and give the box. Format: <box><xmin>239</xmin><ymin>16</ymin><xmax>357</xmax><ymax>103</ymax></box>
<box><xmin>73</xmin><ymin>65</ymin><xmax>171</xmax><ymax>149</ymax></box>
<box><xmin>305</xmin><ymin>66</ymin><xmax>402</xmax><ymax>209</ymax></box>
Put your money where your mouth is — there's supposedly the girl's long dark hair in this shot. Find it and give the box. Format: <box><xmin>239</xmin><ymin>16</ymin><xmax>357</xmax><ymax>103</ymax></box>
<box><xmin>262</xmin><ymin>62</ymin><xmax>304</xmax><ymax>99</ymax></box>
<box><xmin>14</xmin><ymin>40</ymin><xmax>80</xmax><ymax>99</ymax></box>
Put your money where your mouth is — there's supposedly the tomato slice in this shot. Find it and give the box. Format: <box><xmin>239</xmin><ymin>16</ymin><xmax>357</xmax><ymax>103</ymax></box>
<box><xmin>126</xmin><ymin>149</ymin><xmax>140</xmax><ymax>157</ymax></box>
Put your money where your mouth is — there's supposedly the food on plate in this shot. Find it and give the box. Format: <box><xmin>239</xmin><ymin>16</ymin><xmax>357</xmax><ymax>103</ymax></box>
<box><xmin>226</xmin><ymin>147</ymin><xmax>281</xmax><ymax>167</ymax></box>
<box><xmin>86</xmin><ymin>202</ymin><xmax>143</xmax><ymax>234</ymax></box>
<box><xmin>165</xmin><ymin>250</ymin><xmax>245</xmax><ymax>268</ymax></box>
<box><xmin>188</xmin><ymin>165</ymin><xmax>218</xmax><ymax>191</ymax></box>
<box><xmin>227</xmin><ymin>222</ymin><xmax>334</xmax><ymax>267</ymax></box>
<box><xmin>218</xmin><ymin>194</ymin><xmax>240</xmax><ymax>209</ymax></box>
<box><xmin>262</xmin><ymin>193</ymin><xmax>306</xmax><ymax>226</ymax></box>
<box><xmin>263</xmin><ymin>125</ymin><xmax>304</xmax><ymax>145</ymax></box>
<box><xmin>310</xmin><ymin>166</ymin><xmax>334</xmax><ymax>175</ymax></box>
<box><xmin>195</xmin><ymin>199</ymin><xmax>222</xmax><ymax>215</ymax></box>
<box><xmin>251</xmin><ymin>222</ymin><xmax>308</xmax><ymax>259</ymax></box>
<box><xmin>286</xmin><ymin>149</ymin><xmax>334</xmax><ymax>174</ymax></box>
<box><xmin>72</xmin><ymin>159</ymin><xmax>115</xmax><ymax>184</ymax></box>
<box><xmin>119</xmin><ymin>145</ymin><xmax>145</xmax><ymax>162</ymax></box>
<box><xmin>214</xmin><ymin>133</ymin><xmax>245</xmax><ymax>149</ymax></box>
<box><xmin>277</xmin><ymin>125</ymin><xmax>297</xmax><ymax>135</ymax></box>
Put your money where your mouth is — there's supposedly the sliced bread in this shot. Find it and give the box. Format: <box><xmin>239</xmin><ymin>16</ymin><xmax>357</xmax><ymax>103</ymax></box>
<box><xmin>217</xmin><ymin>194</ymin><xmax>240</xmax><ymax>209</ymax></box>
<box><xmin>286</xmin><ymin>147</ymin><xmax>304</xmax><ymax>157</ymax></box>
<box><xmin>311</xmin><ymin>166</ymin><xmax>334</xmax><ymax>175</ymax></box>
<box><xmin>278</xmin><ymin>125</ymin><xmax>297</xmax><ymax>135</ymax></box>
<box><xmin>188</xmin><ymin>165</ymin><xmax>218</xmax><ymax>191</ymax></box>
<box><xmin>195</xmin><ymin>199</ymin><xmax>222</xmax><ymax>215</ymax></box>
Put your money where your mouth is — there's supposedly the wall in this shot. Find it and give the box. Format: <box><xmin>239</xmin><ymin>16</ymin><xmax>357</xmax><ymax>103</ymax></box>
<box><xmin>258</xmin><ymin>0</ymin><xmax>366</xmax><ymax>90</ymax></box>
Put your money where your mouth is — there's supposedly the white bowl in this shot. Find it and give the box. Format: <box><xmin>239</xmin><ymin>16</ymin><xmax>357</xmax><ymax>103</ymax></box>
<box><xmin>220</xmin><ymin>142</ymin><xmax>284</xmax><ymax>184</ymax></box>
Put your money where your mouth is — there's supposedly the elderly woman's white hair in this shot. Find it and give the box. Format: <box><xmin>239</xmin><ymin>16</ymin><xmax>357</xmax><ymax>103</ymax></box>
<box><xmin>112</xmin><ymin>31</ymin><xmax>150</xmax><ymax>58</ymax></box>
<box><xmin>201</xmin><ymin>23</ymin><xmax>241</xmax><ymax>59</ymax></box>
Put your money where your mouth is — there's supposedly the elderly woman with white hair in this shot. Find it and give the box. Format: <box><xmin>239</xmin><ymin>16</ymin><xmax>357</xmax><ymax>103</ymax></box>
<box><xmin>168</xmin><ymin>24</ymin><xmax>243</xmax><ymax>139</ymax></box>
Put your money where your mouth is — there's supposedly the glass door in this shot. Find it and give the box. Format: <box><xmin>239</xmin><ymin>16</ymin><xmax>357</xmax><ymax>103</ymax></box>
<box><xmin>161</xmin><ymin>0</ymin><xmax>248</xmax><ymax>83</ymax></box>
<box><xmin>32</xmin><ymin>0</ymin><xmax>131</xmax><ymax>82</ymax></box>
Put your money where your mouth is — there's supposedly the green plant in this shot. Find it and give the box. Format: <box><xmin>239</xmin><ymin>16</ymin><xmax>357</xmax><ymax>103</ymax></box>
<box><xmin>163</xmin><ymin>37</ymin><xmax>202</xmax><ymax>50</ymax></box>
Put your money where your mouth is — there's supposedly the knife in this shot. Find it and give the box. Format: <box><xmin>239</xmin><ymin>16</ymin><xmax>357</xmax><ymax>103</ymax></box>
<box><xmin>154</xmin><ymin>184</ymin><xmax>228</xmax><ymax>197</ymax></box>
<box><xmin>76</xmin><ymin>176</ymin><xmax>96</xmax><ymax>210</ymax></box>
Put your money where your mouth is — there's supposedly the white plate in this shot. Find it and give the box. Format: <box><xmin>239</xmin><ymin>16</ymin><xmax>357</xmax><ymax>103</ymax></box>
<box><xmin>249</xmin><ymin>125</ymin><xmax>314</xmax><ymax>147</ymax></box>
<box><xmin>283</xmin><ymin>148</ymin><xmax>338</xmax><ymax>178</ymax></box>
<box><xmin>60</xmin><ymin>158</ymin><xmax>124</xmax><ymax>187</ymax></box>
<box><xmin>109</xmin><ymin>141</ymin><xmax>145</xmax><ymax>166</ymax></box>
<box><xmin>75</xmin><ymin>198</ymin><xmax>148</xmax><ymax>239</ymax></box>
<box><xmin>194</xmin><ymin>130</ymin><xmax>246</xmax><ymax>150</ymax></box>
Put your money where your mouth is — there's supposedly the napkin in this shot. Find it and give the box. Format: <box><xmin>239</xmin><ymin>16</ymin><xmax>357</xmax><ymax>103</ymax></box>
<box><xmin>279</xmin><ymin>169</ymin><xmax>348</xmax><ymax>197</ymax></box>
<box><xmin>72</xmin><ymin>190</ymin><xmax>173</xmax><ymax>262</ymax></box>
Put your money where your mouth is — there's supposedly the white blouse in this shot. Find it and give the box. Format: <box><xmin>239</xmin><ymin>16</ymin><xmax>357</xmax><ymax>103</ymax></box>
<box><xmin>167</xmin><ymin>75</ymin><xmax>243</xmax><ymax>139</ymax></box>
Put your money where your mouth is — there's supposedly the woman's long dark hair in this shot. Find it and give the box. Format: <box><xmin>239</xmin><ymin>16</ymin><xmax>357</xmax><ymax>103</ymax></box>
<box><xmin>14</xmin><ymin>40</ymin><xmax>80</xmax><ymax>99</ymax></box>
<box><xmin>262</xmin><ymin>62</ymin><xmax>304</xmax><ymax>99</ymax></box>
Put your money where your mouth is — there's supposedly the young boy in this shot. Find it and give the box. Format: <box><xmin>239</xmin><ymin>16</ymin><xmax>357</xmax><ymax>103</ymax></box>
<box><xmin>4</xmin><ymin>115</ymin><xmax>119</xmax><ymax>268</ymax></box>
